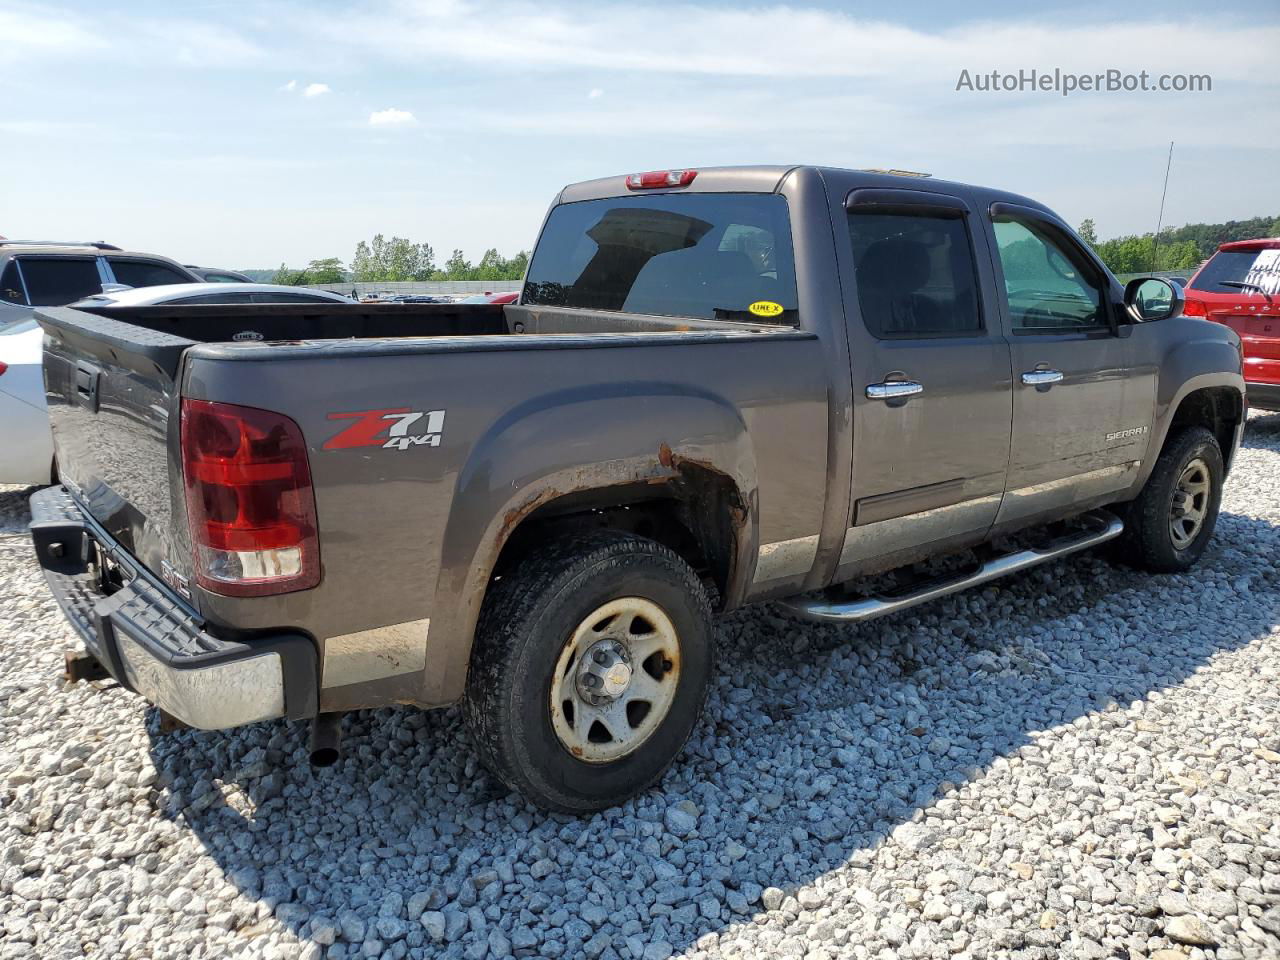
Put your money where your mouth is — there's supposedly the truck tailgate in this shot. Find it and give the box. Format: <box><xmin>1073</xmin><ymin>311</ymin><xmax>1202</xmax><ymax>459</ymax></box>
<box><xmin>36</xmin><ymin>307</ymin><xmax>192</xmax><ymax>582</ymax></box>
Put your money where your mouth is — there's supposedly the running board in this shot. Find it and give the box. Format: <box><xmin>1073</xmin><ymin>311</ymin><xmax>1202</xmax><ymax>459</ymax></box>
<box><xmin>780</xmin><ymin>510</ymin><xmax>1124</xmax><ymax>624</ymax></box>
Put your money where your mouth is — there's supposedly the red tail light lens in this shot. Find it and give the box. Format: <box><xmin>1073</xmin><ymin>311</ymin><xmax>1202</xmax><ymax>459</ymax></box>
<box><xmin>0</xmin><ymin>361</ymin><xmax>7</xmax><ymax>376</ymax></box>
<box><xmin>1182</xmin><ymin>298</ymin><xmax>1207</xmax><ymax>317</ymax></box>
<box><xmin>626</xmin><ymin>169</ymin><xmax>697</xmax><ymax>190</ymax></box>
<box><xmin>181</xmin><ymin>398</ymin><xmax>319</xmax><ymax>596</ymax></box>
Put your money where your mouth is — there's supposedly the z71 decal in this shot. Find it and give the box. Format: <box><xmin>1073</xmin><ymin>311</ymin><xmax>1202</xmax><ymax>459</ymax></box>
<box><xmin>323</xmin><ymin>407</ymin><xmax>447</xmax><ymax>451</ymax></box>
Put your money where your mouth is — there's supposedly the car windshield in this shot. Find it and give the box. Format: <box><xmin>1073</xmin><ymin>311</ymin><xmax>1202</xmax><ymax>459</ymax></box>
<box><xmin>1190</xmin><ymin>248</ymin><xmax>1280</xmax><ymax>295</ymax></box>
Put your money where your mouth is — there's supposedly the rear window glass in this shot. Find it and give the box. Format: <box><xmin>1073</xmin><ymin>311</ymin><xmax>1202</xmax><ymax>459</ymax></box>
<box><xmin>523</xmin><ymin>193</ymin><xmax>798</xmax><ymax>324</ymax></box>
<box><xmin>108</xmin><ymin>259</ymin><xmax>193</xmax><ymax>288</ymax></box>
<box><xmin>18</xmin><ymin>257</ymin><xmax>103</xmax><ymax>305</ymax></box>
<box><xmin>1190</xmin><ymin>249</ymin><xmax>1280</xmax><ymax>296</ymax></box>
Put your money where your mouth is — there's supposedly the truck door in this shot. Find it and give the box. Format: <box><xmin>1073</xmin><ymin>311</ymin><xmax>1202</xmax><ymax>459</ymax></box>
<box><xmin>834</xmin><ymin>187</ymin><xmax>1014</xmax><ymax>576</ymax></box>
<box><xmin>984</xmin><ymin>203</ymin><xmax>1147</xmax><ymax>528</ymax></box>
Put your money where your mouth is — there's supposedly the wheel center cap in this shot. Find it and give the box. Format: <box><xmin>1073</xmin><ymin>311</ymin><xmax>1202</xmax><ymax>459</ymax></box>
<box><xmin>602</xmin><ymin>663</ymin><xmax>632</xmax><ymax>696</ymax></box>
<box><xmin>577</xmin><ymin>640</ymin><xmax>632</xmax><ymax>702</ymax></box>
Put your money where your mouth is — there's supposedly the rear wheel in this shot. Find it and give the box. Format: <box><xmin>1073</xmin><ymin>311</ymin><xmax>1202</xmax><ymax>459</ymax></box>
<box><xmin>1115</xmin><ymin>426</ymin><xmax>1223</xmax><ymax>573</ymax></box>
<box><xmin>464</xmin><ymin>532</ymin><xmax>713</xmax><ymax>813</ymax></box>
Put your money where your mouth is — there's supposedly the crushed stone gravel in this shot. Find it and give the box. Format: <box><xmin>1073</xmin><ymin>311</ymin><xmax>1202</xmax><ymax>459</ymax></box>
<box><xmin>2</xmin><ymin>412</ymin><xmax>1279</xmax><ymax>959</ymax></box>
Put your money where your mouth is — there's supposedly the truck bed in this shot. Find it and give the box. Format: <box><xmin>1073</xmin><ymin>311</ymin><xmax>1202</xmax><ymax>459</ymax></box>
<box><xmin>36</xmin><ymin>300</ymin><xmax>822</xmax><ymax>713</ymax></box>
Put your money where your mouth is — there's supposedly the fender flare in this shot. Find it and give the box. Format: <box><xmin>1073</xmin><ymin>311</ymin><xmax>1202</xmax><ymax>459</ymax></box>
<box><xmin>424</xmin><ymin>382</ymin><xmax>759</xmax><ymax>703</ymax></box>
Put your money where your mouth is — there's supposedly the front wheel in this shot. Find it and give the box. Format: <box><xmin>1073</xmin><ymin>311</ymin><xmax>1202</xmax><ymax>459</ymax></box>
<box><xmin>464</xmin><ymin>532</ymin><xmax>713</xmax><ymax>813</ymax></box>
<box><xmin>1115</xmin><ymin>426</ymin><xmax>1224</xmax><ymax>573</ymax></box>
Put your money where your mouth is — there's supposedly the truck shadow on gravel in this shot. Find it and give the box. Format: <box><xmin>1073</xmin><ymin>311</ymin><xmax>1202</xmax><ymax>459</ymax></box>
<box><xmin>143</xmin><ymin>488</ymin><xmax>1280</xmax><ymax>958</ymax></box>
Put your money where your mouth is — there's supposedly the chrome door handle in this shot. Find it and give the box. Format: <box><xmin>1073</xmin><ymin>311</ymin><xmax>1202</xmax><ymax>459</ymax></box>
<box><xmin>866</xmin><ymin>380</ymin><xmax>924</xmax><ymax>400</ymax></box>
<box><xmin>1021</xmin><ymin>370</ymin><xmax>1064</xmax><ymax>386</ymax></box>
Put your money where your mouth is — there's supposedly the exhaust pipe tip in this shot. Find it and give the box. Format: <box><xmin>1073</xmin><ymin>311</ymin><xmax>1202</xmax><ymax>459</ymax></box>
<box><xmin>309</xmin><ymin>712</ymin><xmax>343</xmax><ymax>767</ymax></box>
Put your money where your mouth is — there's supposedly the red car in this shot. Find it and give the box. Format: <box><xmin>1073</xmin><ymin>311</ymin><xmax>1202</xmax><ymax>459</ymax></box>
<box><xmin>1184</xmin><ymin>237</ymin><xmax>1280</xmax><ymax>411</ymax></box>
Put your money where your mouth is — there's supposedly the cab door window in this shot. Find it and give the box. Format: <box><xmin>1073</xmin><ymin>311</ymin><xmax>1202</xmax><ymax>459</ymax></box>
<box><xmin>847</xmin><ymin>211</ymin><xmax>982</xmax><ymax>338</ymax></box>
<box><xmin>106</xmin><ymin>258</ymin><xmax>193</xmax><ymax>288</ymax></box>
<box><xmin>992</xmin><ymin>218</ymin><xmax>1109</xmax><ymax>332</ymax></box>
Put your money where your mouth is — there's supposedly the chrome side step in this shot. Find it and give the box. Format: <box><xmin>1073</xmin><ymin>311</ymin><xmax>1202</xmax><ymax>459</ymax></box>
<box><xmin>780</xmin><ymin>510</ymin><xmax>1124</xmax><ymax>624</ymax></box>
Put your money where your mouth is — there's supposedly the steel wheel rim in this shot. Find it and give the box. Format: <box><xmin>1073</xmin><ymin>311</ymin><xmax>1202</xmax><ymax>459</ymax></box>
<box><xmin>1169</xmin><ymin>457</ymin><xmax>1210</xmax><ymax>550</ymax></box>
<box><xmin>550</xmin><ymin>597</ymin><xmax>681</xmax><ymax>763</ymax></box>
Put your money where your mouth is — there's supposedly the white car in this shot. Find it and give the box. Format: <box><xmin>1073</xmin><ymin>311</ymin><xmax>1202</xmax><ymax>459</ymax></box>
<box><xmin>0</xmin><ymin>284</ymin><xmax>354</xmax><ymax>486</ymax></box>
<box><xmin>72</xmin><ymin>282</ymin><xmax>355</xmax><ymax>308</ymax></box>
<box><xmin>0</xmin><ymin>320</ymin><xmax>54</xmax><ymax>485</ymax></box>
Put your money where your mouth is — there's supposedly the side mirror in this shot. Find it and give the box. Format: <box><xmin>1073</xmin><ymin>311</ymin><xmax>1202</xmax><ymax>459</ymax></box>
<box><xmin>1123</xmin><ymin>277</ymin><xmax>1183</xmax><ymax>322</ymax></box>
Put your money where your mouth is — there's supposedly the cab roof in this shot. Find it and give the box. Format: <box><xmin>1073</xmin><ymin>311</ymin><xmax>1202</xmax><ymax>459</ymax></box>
<box><xmin>555</xmin><ymin>164</ymin><xmax>1053</xmax><ymax>218</ymax></box>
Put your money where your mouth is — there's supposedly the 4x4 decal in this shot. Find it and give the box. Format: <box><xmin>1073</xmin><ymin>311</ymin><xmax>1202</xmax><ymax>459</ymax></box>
<box><xmin>323</xmin><ymin>407</ymin><xmax>446</xmax><ymax>451</ymax></box>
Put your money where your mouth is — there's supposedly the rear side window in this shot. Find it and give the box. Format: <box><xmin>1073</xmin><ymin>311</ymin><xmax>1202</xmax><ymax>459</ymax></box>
<box><xmin>251</xmin><ymin>292</ymin><xmax>335</xmax><ymax>303</ymax></box>
<box><xmin>847</xmin><ymin>211</ymin><xmax>982</xmax><ymax>337</ymax></box>
<box><xmin>1190</xmin><ymin>249</ymin><xmax>1280</xmax><ymax>295</ymax></box>
<box><xmin>169</xmin><ymin>293</ymin><xmax>256</xmax><ymax>304</ymax></box>
<box><xmin>523</xmin><ymin>194</ymin><xmax>798</xmax><ymax>323</ymax></box>
<box><xmin>108</xmin><ymin>258</ymin><xmax>192</xmax><ymax>288</ymax></box>
<box><xmin>18</xmin><ymin>257</ymin><xmax>103</xmax><ymax>305</ymax></box>
<box><xmin>1</xmin><ymin>260</ymin><xmax>25</xmax><ymax>305</ymax></box>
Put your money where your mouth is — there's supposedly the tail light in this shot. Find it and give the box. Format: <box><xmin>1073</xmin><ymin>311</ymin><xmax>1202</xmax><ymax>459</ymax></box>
<box><xmin>626</xmin><ymin>169</ymin><xmax>697</xmax><ymax>190</ymax></box>
<box><xmin>0</xmin><ymin>361</ymin><xmax>7</xmax><ymax>376</ymax></box>
<box><xmin>1182</xmin><ymin>298</ymin><xmax>1207</xmax><ymax>317</ymax></box>
<box><xmin>181</xmin><ymin>399</ymin><xmax>319</xmax><ymax>596</ymax></box>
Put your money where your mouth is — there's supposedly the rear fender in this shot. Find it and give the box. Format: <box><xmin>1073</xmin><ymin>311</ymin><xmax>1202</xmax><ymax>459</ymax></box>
<box><xmin>428</xmin><ymin>383</ymin><xmax>758</xmax><ymax>703</ymax></box>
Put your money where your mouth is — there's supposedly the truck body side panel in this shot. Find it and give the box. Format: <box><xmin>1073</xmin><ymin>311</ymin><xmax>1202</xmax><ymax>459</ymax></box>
<box><xmin>182</xmin><ymin>331</ymin><xmax>828</xmax><ymax>709</ymax></box>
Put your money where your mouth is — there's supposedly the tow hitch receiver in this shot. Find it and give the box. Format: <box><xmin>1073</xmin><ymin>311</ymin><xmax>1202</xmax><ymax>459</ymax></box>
<box><xmin>64</xmin><ymin>649</ymin><xmax>111</xmax><ymax>684</ymax></box>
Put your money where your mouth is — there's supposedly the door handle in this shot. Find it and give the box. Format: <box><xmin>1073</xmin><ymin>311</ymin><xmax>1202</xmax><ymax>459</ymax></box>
<box><xmin>1021</xmin><ymin>370</ymin><xmax>1064</xmax><ymax>386</ymax></box>
<box><xmin>866</xmin><ymin>380</ymin><xmax>924</xmax><ymax>400</ymax></box>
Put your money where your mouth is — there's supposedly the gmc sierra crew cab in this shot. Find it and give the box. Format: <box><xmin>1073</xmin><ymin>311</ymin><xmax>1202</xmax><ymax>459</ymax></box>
<box><xmin>29</xmin><ymin>166</ymin><xmax>1246</xmax><ymax>813</ymax></box>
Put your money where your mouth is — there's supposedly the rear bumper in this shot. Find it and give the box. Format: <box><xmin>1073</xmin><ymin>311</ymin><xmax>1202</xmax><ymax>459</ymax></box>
<box><xmin>1246</xmin><ymin>381</ymin><xmax>1280</xmax><ymax>412</ymax></box>
<box><xmin>29</xmin><ymin>486</ymin><xmax>317</xmax><ymax>729</ymax></box>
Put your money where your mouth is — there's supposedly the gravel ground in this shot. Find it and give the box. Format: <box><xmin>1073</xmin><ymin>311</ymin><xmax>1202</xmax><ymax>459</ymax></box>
<box><xmin>3</xmin><ymin>413</ymin><xmax>1280</xmax><ymax>960</ymax></box>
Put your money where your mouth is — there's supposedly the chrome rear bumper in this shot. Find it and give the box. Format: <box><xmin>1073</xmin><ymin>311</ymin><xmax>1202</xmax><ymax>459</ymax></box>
<box><xmin>29</xmin><ymin>486</ymin><xmax>317</xmax><ymax>729</ymax></box>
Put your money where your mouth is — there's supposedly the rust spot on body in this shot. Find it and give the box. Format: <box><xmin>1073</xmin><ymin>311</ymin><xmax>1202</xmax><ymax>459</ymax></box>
<box><xmin>500</xmin><ymin>487</ymin><xmax>562</xmax><ymax>542</ymax></box>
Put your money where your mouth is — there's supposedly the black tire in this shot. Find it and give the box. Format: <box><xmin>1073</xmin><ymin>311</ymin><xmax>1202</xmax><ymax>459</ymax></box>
<box><xmin>464</xmin><ymin>531</ymin><xmax>713</xmax><ymax>813</ymax></box>
<box><xmin>1115</xmin><ymin>426</ymin><xmax>1223</xmax><ymax>573</ymax></box>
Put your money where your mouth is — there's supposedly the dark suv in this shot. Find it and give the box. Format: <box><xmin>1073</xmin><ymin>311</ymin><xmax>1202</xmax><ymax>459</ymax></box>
<box><xmin>0</xmin><ymin>241</ymin><xmax>199</xmax><ymax>330</ymax></box>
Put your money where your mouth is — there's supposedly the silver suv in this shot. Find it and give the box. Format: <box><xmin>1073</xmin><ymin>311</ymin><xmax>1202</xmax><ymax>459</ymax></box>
<box><xmin>0</xmin><ymin>240</ymin><xmax>199</xmax><ymax>330</ymax></box>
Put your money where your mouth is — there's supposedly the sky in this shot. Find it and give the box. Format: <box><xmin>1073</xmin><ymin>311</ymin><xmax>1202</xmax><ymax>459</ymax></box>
<box><xmin>2</xmin><ymin>0</ymin><xmax>1278</xmax><ymax>270</ymax></box>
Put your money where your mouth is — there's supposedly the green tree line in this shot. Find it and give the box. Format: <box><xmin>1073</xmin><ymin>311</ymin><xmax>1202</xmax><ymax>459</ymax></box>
<box><xmin>265</xmin><ymin>235</ymin><xmax>530</xmax><ymax>286</ymax></box>
<box><xmin>256</xmin><ymin>215</ymin><xmax>1280</xmax><ymax>286</ymax></box>
<box><xmin>1078</xmin><ymin>214</ymin><xmax>1280</xmax><ymax>275</ymax></box>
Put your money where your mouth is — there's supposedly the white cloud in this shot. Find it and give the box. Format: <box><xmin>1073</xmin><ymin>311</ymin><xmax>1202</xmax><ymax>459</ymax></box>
<box><xmin>304</xmin><ymin>82</ymin><xmax>331</xmax><ymax>97</ymax></box>
<box><xmin>0</xmin><ymin>4</ymin><xmax>107</xmax><ymax>59</ymax></box>
<box><xmin>587</xmin><ymin>88</ymin><xmax>603</xmax><ymax>99</ymax></box>
<box><xmin>368</xmin><ymin>108</ymin><xmax>418</xmax><ymax>127</ymax></box>
<box><xmin>148</xmin><ymin>20</ymin><xmax>265</xmax><ymax>67</ymax></box>
<box><xmin>325</xmin><ymin>5</ymin><xmax>1277</xmax><ymax>86</ymax></box>
<box><xmin>280</xmin><ymin>79</ymin><xmax>298</xmax><ymax>92</ymax></box>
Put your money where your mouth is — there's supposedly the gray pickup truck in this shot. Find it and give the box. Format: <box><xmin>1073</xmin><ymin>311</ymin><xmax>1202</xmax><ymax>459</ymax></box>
<box><xmin>30</xmin><ymin>166</ymin><xmax>1245</xmax><ymax>812</ymax></box>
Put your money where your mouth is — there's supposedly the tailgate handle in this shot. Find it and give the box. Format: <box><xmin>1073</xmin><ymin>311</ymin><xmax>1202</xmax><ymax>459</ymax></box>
<box><xmin>75</xmin><ymin>363</ymin><xmax>101</xmax><ymax>413</ymax></box>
